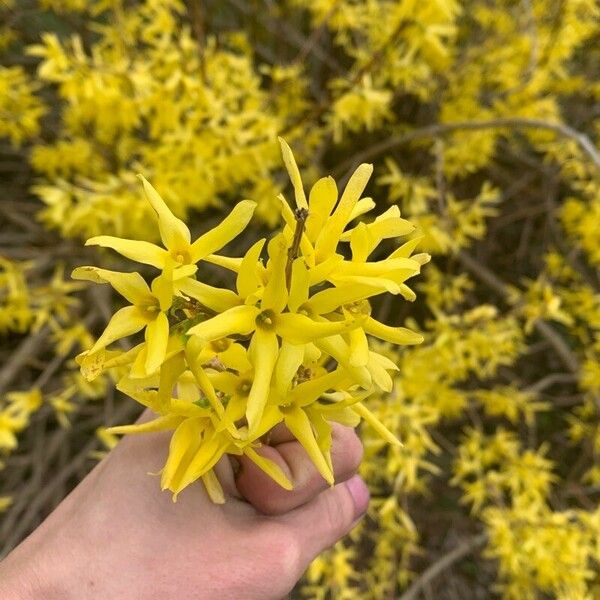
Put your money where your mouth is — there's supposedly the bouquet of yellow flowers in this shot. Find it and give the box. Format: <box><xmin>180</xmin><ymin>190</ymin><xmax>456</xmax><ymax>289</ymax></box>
<box><xmin>73</xmin><ymin>139</ymin><xmax>428</xmax><ymax>502</ymax></box>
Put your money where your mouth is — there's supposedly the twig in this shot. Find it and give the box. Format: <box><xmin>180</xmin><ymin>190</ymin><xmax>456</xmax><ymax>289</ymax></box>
<box><xmin>0</xmin><ymin>326</ymin><xmax>50</xmax><ymax>396</ymax></box>
<box><xmin>292</xmin><ymin>1</ymin><xmax>341</xmax><ymax>66</ymax></box>
<box><xmin>225</xmin><ymin>0</ymin><xmax>343</xmax><ymax>73</ymax></box>
<box><xmin>281</xmin><ymin>16</ymin><xmax>407</xmax><ymax>136</ymax></box>
<box><xmin>457</xmin><ymin>250</ymin><xmax>580</xmax><ymax>374</ymax></box>
<box><xmin>399</xmin><ymin>533</ymin><xmax>488</xmax><ymax>600</ymax></box>
<box><xmin>524</xmin><ymin>373</ymin><xmax>577</xmax><ymax>393</ymax></box>
<box><xmin>186</xmin><ymin>0</ymin><xmax>207</xmax><ymax>80</ymax></box>
<box><xmin>335</xmin><ymin>118</ymin><xmax>600</xmax><ymax>182</ymax></box>
<box><xmin>285</xmin><ymin>208</ymin><xmax>308</xmax><ymax>289</ymax></box>
<box><xmin>533</xmin><ymin>321</ymin><xmax>579</xmax><ymax>373</ymax></box>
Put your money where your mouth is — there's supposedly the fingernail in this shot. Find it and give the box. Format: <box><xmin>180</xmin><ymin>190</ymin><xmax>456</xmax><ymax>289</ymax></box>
<box><xmin>345</xmin><ymin>475</ymin><xmax>370</xmax><ymax>519</ymax></box>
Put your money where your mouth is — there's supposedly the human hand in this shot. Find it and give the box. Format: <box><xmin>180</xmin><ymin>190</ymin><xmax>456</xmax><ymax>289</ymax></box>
<box><xmin>0</xmin><ymin>412</ymin><xmax>368</xmax><ymax>599</ymax></box>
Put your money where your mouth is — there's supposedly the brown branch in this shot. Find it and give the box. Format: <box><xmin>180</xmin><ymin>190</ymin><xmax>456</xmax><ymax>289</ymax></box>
<box><xmin>0</xmin><ymin>326</ymin><xmax>50</xmax><ymax>396</ymax></box>
<box><xmin>225</xmin><ymin>0</ymin><xmax>344</xmax><ymax>73</ymax></box>
<box><xmin>185</xmin><ymin>0</ymin><xmax>207</xmax><ymax>80</ymax></box>
<box><xmin>291</xmin><ymin>0</ymin><xmax>341</xmax><ymax>66</ymax></box>
<box><xmin>281</xmin><ymin>16</ymin><xmax>407</xmax><ymax>136</ymax></box>
<box><xmin>334</xmin><ymin>118</ymin><xmax>600</xmax><ymax>181</ymax></box>
<box><xmin>457</xmin><ymin>250</ymin><xmax>580</xmax><ymax>374</ymax></box>
<box><xmin>399</xmin><ymin>533</ymin><xmax>488</xmax><ymax>600</ymax></box>
<box><xmin>524</xmin><ymin>373</ymin><xmax>577</xmax><ymax>393</ymax></box>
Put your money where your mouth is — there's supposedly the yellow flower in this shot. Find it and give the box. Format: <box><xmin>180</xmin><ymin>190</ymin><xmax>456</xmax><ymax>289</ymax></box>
<box><xmin>72</xmin><ymin>267</ymin><xmax>174</xmax><ymax>374</ymax></box>
<box><xmin>76</xmin><ymin>137</ymin><xmax>427</xmax><ymax>503</ymax></box>
<box><xmin>0</xmin><ymin>388</ymin><xmax>42</xmax><ymax>451</ymax></box>
<box><xmin>0</xmin><ymin>496</ymin><xmax>12</xmax><ymax>513</ymax></box>
<box><xmin>277</xmin><ymin>137</ymin><xmax>428</xmax><ymax>292</ymax></box>
<box><xmin>86</xmin><ymin>175</ymin><xmax>256</xmax><ymax>272</ymax></box>
<box><xmin>188</xmin><ymin>234</ymin><xmax>365</xmax><ymax>431</ymax></box>
<box><xmin>108</xmin><ymin>401</ymin><xmax>292</xmax><ymax>501</ymax></box>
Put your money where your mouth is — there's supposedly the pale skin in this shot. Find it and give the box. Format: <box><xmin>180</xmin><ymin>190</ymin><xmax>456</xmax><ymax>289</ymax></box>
<box><xmin>0</xmin><ymin>413</ymin><xmax>368</xmax><ymax>599</ymax></box>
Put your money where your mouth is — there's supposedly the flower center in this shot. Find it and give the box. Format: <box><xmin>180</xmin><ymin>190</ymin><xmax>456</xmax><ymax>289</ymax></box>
<box><xmin>344</xmin><ymin>299</ymin><xmax>371</xmax><ymax>317</ymax></box>
<box><xmin>297</xmin><ymin>304</ymin><xmax>313</xmax><ymax>317</ymax></box>
<box><xmin>138</xmin><ymin>298</ymin><xmax>161</xmax><ymax>319</ymax></box>
<box><xmin>256</xmin><ymin>309</ymin><xmax>276</xmax><ymax>331</ymax></box>
<box><xmin>171</xmin><ymin>249</ymin><xmax>191</xmax><ymax>264</ymax></box>
<box><xmin>211</xmin><ymin>338</ymin><xmax>231</xmax><ymax>353</ymax></box>
<box><xmin>236</xmin><ymin>380</ymin><xmax>252</xmax><ymax>397</ymax></box>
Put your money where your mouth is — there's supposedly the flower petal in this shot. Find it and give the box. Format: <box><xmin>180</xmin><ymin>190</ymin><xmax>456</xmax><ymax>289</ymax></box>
<box><xmin>177</xmin><ymin>278</ymin><xmax>240</xmax><ymax>313</ymax></box>
<box><xmin>138</xmin><ymin>175</ymin><xmax>191</xmax><ymax>251</ymax></box>
<box><xmin>307</xmin><ymin>283</ymin><xmax>382</xmax><ymax>315</ymax></box>
<box><xmin>161</xmin><ymin>417</ymin><xmax>204</xmax><ymax>491</ymax></box>
<box><xmin>151</xmin><ymin>273</ymin><xmax>174</xmax><ymax>312</ymax></box>
<box><xmin>175</xmin><ymin>432</ymin><xmax>230</xmax><ymax>495</ymax></box>
<box><xmin>248</xmin><ymin>405</ymin><xmax>284</xmax><ymax>440</ymax></box>
<box><xmin>203</xmin><ymin>254</ymin><xmax>243</xmax><ymax>272</ymax></box>
<box><xmin>388</xmin><ymin>235</ymin><xmax>423</xmax><ymax>259</ymax></box>
<box><xmin>218</xmin><ymin>342</ymin><xmax>252</xmax><ymax>372</ymax></box>
<box><xmin>288</xmin><ymin>259</ymin><xmax>309</xmax><ymax>313</ymax></box>
<box><xmin>284</xmin><ymin>406</ymin><xmax>333</xmax><ymax>485</ymax></box>
<box><xmin>364</xmin><ymin>317</ymin><xmax>424</xmax><ymax>345</ymax></box>
<box><xmin>107</xmin><ymin>414</ymin><xmax>183</xmax><ymax>436</ymax></box>
<box><xmin>353</xmin><ymin>402</ymin><xmax>401</xmax><ymax>446</ymax></box>
<box><xmin>262</xmin><ymin>235</ymin><xmax>289</xmax><ymax>313</ymax></box>
<box><xmin>278</xmin><ymin>137</ymin><xmax>308</xmax><ymax>209</ymax></box>
<box><xmin>216</xmin><ymin>393</ymin><xmax>247</xmax><ymax>432</ymax></box>
<box><xmin>335</xmin><ymin>257</ymin><xmax>420</xmax><ymax>277</ymax></box>
<box><xmin>348</xmin><ymin>222</ymin><xmax>370</xmax><ymax>262</ymax></box>
<box><xmin>273</xmin><ymin>340</ymin><xmax>305</xmax><ymax>398</ymax></box>
<box><xmin>201</xmin><ymin>469</ymin><xmax>225</xmax><ymax>504</ymax></box>
<box><xmin>307</xmin><ymin>254</ymin><xmax>344</xmax><ymax>286</ymax></box>
<box><xmin>85</xmin><ymin>236</ymin><xmax>168</xmax><ymax>269</ymax></box>
<box><xmin>306</xmin><ymin>410</ymin><xmax>333</xmax><ymax>471</ymax></box>
<box><xmin>144</xmin><ymin>312</ymin><xmax>170</xmax><ymax>374</ymax></box>
<box><xmin>291</xmin><ymin>368</ymin><xmax>350</xmax><ymax>407</ymax></box>
<box><xmin>315</xmin><ymin>163</ymin><xmax>373</xmax><ymax>261</ymax></box>
<box><xmin>89</xmin><ymin>306</ymin><xmax>148</xmax><ymax>353</ymax></box>
<box><xmin>187</xmin><ymin>305</ymin><xmax>259</xmax><ymax>341</ymax></box>
<box><xmin>329</xmin><ymin>274</ymin><xmax>400</xmax><ymax>294</ymax></box>
<box><xmin>186</xmin><ymin>348</ymin><xmax>225</xmax><ymax>417</ymax></box>
<box><xmin>72</xmin><ymin>266</ymin><xmax>152</xmax><ymax>305</ymax></box>
<box><xmin>209</xmin><ymin>371</ymin><xmax>240</xmax><ymax>396</ymax></box>
<box><xmin>244</xmin><ymin>447</ymin><xmax>293</xmax><ymax>490</ymax></box>
<box><xmin>306</xmin><ymin>176</ymin><xmax>337</xmax><ymax>242</ymax></box>
<box><xmin>156</xmin><ymin>352</ymin><xmax>186</xmax><ymax>410</ymax></box>
<box><xmin>246</xmin><ymin>329</ymin><xmax>278</xmax><ymax>432</ymax></box>
<box><xmin>190</xmin><ymin>200</ymin><xmax>257</xmax><ymax>263</ymax></box>
<box><xmin>276</xmin><ymin>313</ymin><xmax>362</xmax><ymax>344</ymax></box>
<box><xmin>366</xmin><ymin>352</ymin><xmax>394</xmax><ymax>392</ymax></box>
<box><xmin>236</xmin><ymin>238</ymin><xmax>265</xmax><ymax>299</ymax></box>
<box><xmin>315</xmin><ymin>335</ymin><xmax>372</xmax><ymax>388</ymax></box>
<box><xmin>348</xmin><ymin>327</ymin><xmax>370</xmax><ymax>367</ymax></box>
<box><xmin>348</xmin><ymin>197</ymin><xmax>376</xmax><ymax>221</ymax></box>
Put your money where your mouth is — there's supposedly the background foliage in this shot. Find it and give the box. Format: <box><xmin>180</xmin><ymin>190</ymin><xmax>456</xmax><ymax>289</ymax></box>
<box><xmin>1</xmin><ymin>0</ymin><xmax>599</xmax><ymax>597</ymax></box>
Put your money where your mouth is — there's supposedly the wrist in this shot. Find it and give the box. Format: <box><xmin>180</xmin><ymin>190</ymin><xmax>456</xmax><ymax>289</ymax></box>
<box><xmin>0</xmin><ymin>545</ymin><xmax>44</xmax><ymax>599</ymax></box>
<box><xmin>0</xmin><ymin>521</ymin><xmax>83</xmax><ymax>599</ymax></box>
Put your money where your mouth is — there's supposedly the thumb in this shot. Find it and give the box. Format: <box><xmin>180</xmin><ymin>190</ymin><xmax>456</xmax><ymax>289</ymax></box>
<box><xmin>281</xmin><ymin>475</ymin><xmax>369</xmax><ymax>565</ymax></box>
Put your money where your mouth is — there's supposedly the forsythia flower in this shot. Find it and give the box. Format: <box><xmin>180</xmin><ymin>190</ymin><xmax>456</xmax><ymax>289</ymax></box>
<box><xmin>74</xmin><ymin>139</ymin><xmax>428</xmax><ymax>500</ymax></box>
<box><xmin>0</xmin><ymin>388</ymin><xmax>43</xmax><ymax>452</ymax></box>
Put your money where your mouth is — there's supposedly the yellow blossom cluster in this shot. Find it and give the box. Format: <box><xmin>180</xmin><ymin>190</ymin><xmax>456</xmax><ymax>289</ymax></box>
<box><xmin>1</xmin><ymin>0</ymin><xmax>600</xmax><ymax>596</ymax></box>
<box><xmin>0</xmin><ymin>66</ymin><xmax>44</xmax><ymax>147</ymax></box>
<box><xmin>25</xmin><ymin>0</ymin><xmax>313</xmax><ymax>239</ymax></box>
<box><xmin>73</xmin><ymin>139</ymin><xmax>428</xmax><ymax>500</ymax></box>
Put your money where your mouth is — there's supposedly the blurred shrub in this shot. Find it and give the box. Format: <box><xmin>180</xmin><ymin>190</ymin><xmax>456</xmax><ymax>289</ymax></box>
<box><xmin>1</xmin><ymin>0</ymin><xmax>599</xmax><ymax>597</ymax></box>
